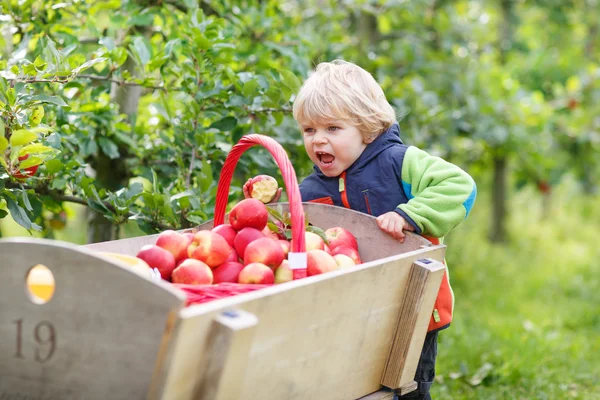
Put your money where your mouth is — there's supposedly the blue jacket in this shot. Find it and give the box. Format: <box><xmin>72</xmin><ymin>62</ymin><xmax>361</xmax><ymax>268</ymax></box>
<box><xmin>298</xmin><ymin>123</ymin><xmax>477</xmax><ymax>331</ymax></box>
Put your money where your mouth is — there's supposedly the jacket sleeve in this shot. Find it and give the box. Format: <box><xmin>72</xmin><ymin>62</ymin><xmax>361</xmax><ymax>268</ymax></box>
<box><xmin>394</xmin><ymin>146</ymin><xmax>477</xmax><ymax>238</ymax></box>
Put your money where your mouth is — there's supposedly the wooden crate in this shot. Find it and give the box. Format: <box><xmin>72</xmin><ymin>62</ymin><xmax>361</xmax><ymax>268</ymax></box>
<box><xmin>0</xmin><ymin>203</ymin><xmax>445</xmax><ymax>400</ymax></box>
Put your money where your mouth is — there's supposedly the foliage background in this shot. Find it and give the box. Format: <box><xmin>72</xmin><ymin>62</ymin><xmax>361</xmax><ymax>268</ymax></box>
<box><xmin>1</xmin><ymin>0</ymin><xmax>598</xmax><ymax>398</ymax></box>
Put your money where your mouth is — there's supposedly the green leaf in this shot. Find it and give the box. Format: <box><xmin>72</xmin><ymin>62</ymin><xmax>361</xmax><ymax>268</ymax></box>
<box><xmin>10</xmin><ymin>130</ymin><xmax>37</xmax><ymax>146</ymax></box>
<box><xmin>198</xmin><ymin>160</ymin><xmax>213</xmax><ymax>192</ymax></box>
<box><xmin>151</xmin><ymin>168</ymin><xmax>159</xmax><ymax>193</ymax></box>
<box><xmin>266</xmin><ymin>205</ymin><xmax>284</xmax><ymax>222</ymax></box>
<box><xmin>33</xmin><ymin>56</ymin><xmax>47</xmax><ymax>71</ymax></box>
<box><xmin>29</xmin><ymin>105</ymin><xmax>44</xmax><ymax>126</ymax></box>
<box><xmin>73</xmin><ymin>57</ymin><xmax>107</xmax><ymax>74</ymax></box>
<box><xmin>81</xmin><ymin>138</ymin><xmax>98</xmax><ymax>157</ymax></box>
<box><xmin>20</xmin><ymin>94</ymin><xmax>68</xmax><ymax>107</ymax></box>
<box><xmin>4</xmin><ymin>195</ymin><xmax>33</xmax><ymax>231</ymax></box>
<box><xmin>306</xmin><ymin>225</ymin><xmax>329</xmax><ymax>244</ymax></box>
<box><xmin>210</xmin><ymin>116</ymin><xmax>237</xmax><ymax>131</ymax></box>
<box><xmin>21</xmin><ymin>190</ymin><xmax>33</xmax><ymax>212</ymax></box>
<box><xmin>7</xmin><ymin>88</ymin><xmax>16</xmax><ymax>106</ymax></box>
<box><xmin>243</xmin><ymin>79</ymin><xmax>259</xmax><ymax>97</ymax></box>
<box><xmin>19</xmin><ymin>143</ymin><xmax>54</xmax><ymax>156</ymax></box>
<box><xmin>132</xmin><ymin>37</ymin><xmax>151</xmax><ymax>66</ymax></box>
<box><xmin>0</xmin><ymin>209</ymin><xmax>7</xmax><ymax>219</ymax></box>
<box><xmin>20</xmin><ymin>156</ymin><xmax>43</xmax><ymax>168</ymax></box>
<box><xmin>45</xmin><ymin>159</ymin><xmax>63</xmax><ymax>174</ymax></box>
<box><xmin>98</xmin><ymin>137</ymin><xmax>120</xmax><ymax>159</ymax></box>
<box><xmin>0</xmin><ymin>136</ymin><xmax>7</xmax><ymax>153</ymax></box>
<box><xmin>279</xmin><ymin>69</ymin><xmax>302</xmax><ymax>92</ymax></box>
<box><xmin>110</xmin><ymin>47</ymin><xmax>128</xmax><ymax>68</ymax></box>
<box><xmin>170</xmin><ymin>190</ymin><xmax>194</xmax><ymax>202</ymax></box>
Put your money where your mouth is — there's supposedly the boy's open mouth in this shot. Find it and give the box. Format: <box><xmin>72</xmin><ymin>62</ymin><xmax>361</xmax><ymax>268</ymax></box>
<box><xmin>316</xmin><ymin>151</ymin><xmax>335</xmax><ymax>167</ymax></box>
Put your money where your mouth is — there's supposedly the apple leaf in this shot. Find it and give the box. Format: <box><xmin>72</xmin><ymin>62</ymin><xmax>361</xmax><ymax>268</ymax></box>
<box><xmin>306</xmin><ymin>225</ymin><xmax>329</xmax><ymax>244</ymax></box>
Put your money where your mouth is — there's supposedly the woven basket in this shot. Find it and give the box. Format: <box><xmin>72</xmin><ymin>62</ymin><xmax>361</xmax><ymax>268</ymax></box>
<box><xmin>176</xmin><ymin>134</ymin><xmax>307</xmax><ymax>305</ymax></box>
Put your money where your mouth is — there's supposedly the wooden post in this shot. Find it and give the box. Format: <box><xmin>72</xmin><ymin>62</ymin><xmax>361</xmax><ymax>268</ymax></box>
<box><xmin>381</xmin><ymin>258</ymin><xmax>445</xmax><ymax>390</ymax></box>
<box><xmin>194</xmin><ymin>309</ymin><xmax>259</xmax><ymax>400</ymax></box>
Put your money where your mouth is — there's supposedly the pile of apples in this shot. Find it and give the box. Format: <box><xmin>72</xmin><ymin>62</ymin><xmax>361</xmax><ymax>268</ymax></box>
<box><xmin>135</xmin><ymin>198</ymin><xmax>362</xmax><ymax>286</ymax></box>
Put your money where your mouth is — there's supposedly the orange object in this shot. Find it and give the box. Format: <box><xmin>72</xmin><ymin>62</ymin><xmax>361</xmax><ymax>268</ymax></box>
<box><xmin>26</xmin><ymin>265</ymin><xmax>55</xmax><ymax>303</ymax></box>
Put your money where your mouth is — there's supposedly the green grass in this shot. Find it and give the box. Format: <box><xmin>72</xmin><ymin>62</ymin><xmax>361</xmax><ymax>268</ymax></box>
<box><xmin>433</xmin><ymin>184</ymin><xmax>600</xmax><ymax>399</ymax></box>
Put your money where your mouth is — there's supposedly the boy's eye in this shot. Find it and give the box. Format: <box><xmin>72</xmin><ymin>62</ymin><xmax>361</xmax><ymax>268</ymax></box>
<box><xmin>327</xmin><ymin>126</ymin><xmax>340</xmax><ymax>132</ymax></box>
<box><xmin>303</xmin><ymin>127</ymin><xmax>315</xmax><ymax>134</ymax></box>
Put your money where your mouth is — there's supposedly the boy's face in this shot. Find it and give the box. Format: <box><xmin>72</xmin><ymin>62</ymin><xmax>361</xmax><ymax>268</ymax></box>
<box><xmin>301</xmin><ymin>120</ymin><xmax>368</xmax><ymax>177</ymax></box>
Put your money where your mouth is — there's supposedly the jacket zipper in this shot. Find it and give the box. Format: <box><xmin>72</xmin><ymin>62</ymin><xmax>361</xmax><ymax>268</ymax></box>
<box><xmin>362</xmin><ymin>190</ymin><xmax>372</xmax><ymax>215</ymax></box>
<box><xmin>339</xmin><ymin>172</ymin><xmax>351</xmax><ymax>208</ymax></box>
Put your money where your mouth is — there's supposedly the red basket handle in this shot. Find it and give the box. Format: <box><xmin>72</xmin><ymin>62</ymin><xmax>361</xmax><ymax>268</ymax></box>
<box><xmin>213</xmin><ymin>134</ymin><xmax>307</xmax><ymax>279</ymax></box>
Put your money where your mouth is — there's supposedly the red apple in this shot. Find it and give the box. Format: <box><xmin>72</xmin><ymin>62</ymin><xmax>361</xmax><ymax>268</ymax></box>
<box><xmin>274</xmin><ymin>259</ymin><xmax>293</xmax><ymax>283</ymax></box>
<box><xmin>238</xmin><ymin>262</ymin><xmax>274</xmax><ymax>284</ymax></box>
<box><xmin>248</xmin><ymin>175</ymin><xmax>279</xmax><ymax>203</ymax></box>
<box><xmin>14</xmin><ymin>154</ymin><xmax>39</xmax><ymax>179</ymax></box>
<box><xmin>212</xmin><ymin>224</ymin><xmax>237</xmax><ymax>247</ymax></box>
<box><xmin>156</xmin><ymin>230</ymin><xmax>192</xmax><ymax>262</ymax></box>
<box><xmin>212</xmin><ymin>261</ymin><xmax>245</xmax><ymax>284</ymax></box>
<box><xmin>278</xmin><ymin>240</ymin><xmax>290</xmax><ymax>258</ymax></box>
<box><xmin>225</xmin><ymin>248</ymin><xmax>240</xmax><ymax>263</ymax></box>
<box><xmin>325</xmin><ymin>227</ymin><xmax>358</xmax><ymax>251</ymax></box>
<box><xmin>331</xmin><ymin>245</ymin><xmax>362</xmax><ymax>265</ymax></box>
<box><xmin>324</xmin><ymin>244</ymin><xmax>331</xmax><ymax>255</ymax></box>
<box><xmin>333</xmin><ymin>254</ymin><xmax>356</xmax><ymax>269</ymax></box>
<box><xmin>233</xmin><ymin>227</ymin><xmax>265</xmax><ymax>259</ymax></box>
<box><xmin>189</xmin><ymin>230</ymin><xmax>233</xmax><ymax>268</ymax></box>
<box><xmin>291</xmin><ymin>231</ymin><xmax>325</xmax><ymax>252</ymax></box>
<box><xmin>262</xmin><ymin>224</ymin><xmax>280</xmax><ymax>240</ymax></box>
<box><xmin>183</xmin><ymin>232</ymin><xmax>195</xmax><ymax>241</ymax></box>
<box><xmin>307</xmin><ymin>249</ymin><xmax>339</xmax><ymax>276</ymax></box>
<box><xmin>244</xmin><ymin>237</ymin><xmax>285</xmax><ymax>270</ymax></box>
<box><xmin>136</xmin><ymin>244</ymin><xmax>176</xmax><ymax>280</ymax></box>
<box><xmin>229</xmin><ymin>198</ymin><xmax>268</xmax><ymax>231</ymax></box>
<box><xmin>172</xmin><ymin>259</ymin><xmax>213</xmax><ymax>285</ymax></box>
<box><xmin>306</xmin><ymin>231</ymin><xmax>325</xmax><ymax>251</ymax></box>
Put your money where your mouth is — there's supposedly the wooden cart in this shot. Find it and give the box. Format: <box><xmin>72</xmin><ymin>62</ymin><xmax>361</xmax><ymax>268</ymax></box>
<box><xmin>0</xmin><ymin>135</ymin><xmax>446</xmax><ymax>399</ymax></box>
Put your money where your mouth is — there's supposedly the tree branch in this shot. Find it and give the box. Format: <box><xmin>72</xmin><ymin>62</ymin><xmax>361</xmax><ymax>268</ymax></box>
<box><xmin>5</xmin><ymin>181</ymin><xmax>173</xmax><ymax>231</ymax></box>
<box><xmin>12</xmin><ymin>74</ymin><xmax>167</xmax><ymax>91</ymax></box>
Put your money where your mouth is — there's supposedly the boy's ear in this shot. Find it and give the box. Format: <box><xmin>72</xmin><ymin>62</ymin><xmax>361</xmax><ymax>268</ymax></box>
<box><xmin>363</xmin><ymin>135</ymin><xmax>376</xmax><ymax>144</ymax></box>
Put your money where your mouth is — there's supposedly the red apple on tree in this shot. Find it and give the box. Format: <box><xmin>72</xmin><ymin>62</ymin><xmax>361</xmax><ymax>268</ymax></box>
<box><xmin>13</xmin><ymin>154</ymin><xmax>39</xmax><ymax>179</ymax></box>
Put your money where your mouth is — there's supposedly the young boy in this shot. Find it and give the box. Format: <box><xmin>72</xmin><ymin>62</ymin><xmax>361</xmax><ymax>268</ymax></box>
<box><xmin>246</xmin><ymin>60</ymin><xmax>476</xmax><ymax>399</ymax></box>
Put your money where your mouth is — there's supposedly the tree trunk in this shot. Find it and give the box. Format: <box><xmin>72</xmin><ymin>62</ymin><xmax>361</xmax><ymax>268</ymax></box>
<box><xmin>86</xmin><ymin>49</ymin><xmax>143</xmax><ymax>243</ymax></box>
<box><xmin>490</xmin><ymin>153</ymin><xmax>507</xmax><ymax>242</ymax></box>
<box><xmin>489</xmin><ymin>0</ymin><xmax>515</xmax><ymax>243</ymax></box>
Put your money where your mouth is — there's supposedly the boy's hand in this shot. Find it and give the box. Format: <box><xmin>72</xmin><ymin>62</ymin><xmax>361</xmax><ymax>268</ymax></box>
<box><xmin>242</xmin><ymin>178</ymin><xmax>283</xmax><ymax>202</ymax></box>
<box><xmin>376</xmin><ymin>212</ymin><xmax>415</xmax><ymax>243</ymax></box>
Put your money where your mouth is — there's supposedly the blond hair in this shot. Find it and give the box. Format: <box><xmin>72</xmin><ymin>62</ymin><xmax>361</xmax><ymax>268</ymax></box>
<box><xmin>292</xmin><ymin>60</ymin><xmax>396</xmax><ymax>142</ymax></box>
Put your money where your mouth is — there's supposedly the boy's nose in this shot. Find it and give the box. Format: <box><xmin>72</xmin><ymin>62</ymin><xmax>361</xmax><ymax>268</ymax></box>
<box><xmin>313</xmin><ymin>131</ymin><xmax>328</xmax><ymax>144</ymax></box>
